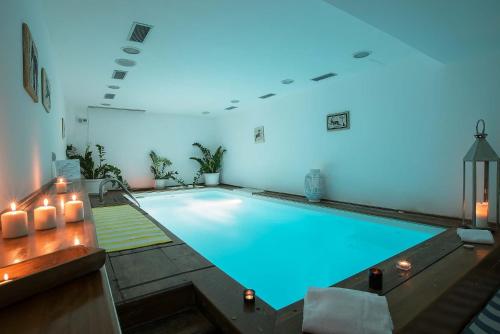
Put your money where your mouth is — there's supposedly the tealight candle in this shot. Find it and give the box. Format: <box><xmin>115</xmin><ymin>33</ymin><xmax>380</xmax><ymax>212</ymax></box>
<box><xmin>396</xmin><ymin>260</ymin><xmax>412</xmax><ymax>271</ymax></box>
<box><xmin>476</xmin><ymin>202</ymin><xmax>488</xmax><ymax>228</ymax></box>
<box><xmin>369</xmin><ymin>268</ymin><xmax>383</xmax><ymax>290</ymax></box>
<box><xmin>34</xmin><ymin>199</ymin><xmax>57</xmax><ymax>230</ymax></box>
<box><xmin>55</xmin><ymin>178</ymin><xmax>67</xmax><ymax>194</ymax></box>
<box><xmin>0</xmin><ymin>273</ymin><xmax>12</xmax><ymax>286</ymax></box>
<box><xmin>1</xmin><ymin>203</ymin><xmax>28</xmax><ymax>239</ymax></box>
<box><xmin>64</xmin><ymin>195</ymin><xmax>84</xmax><ymax>223</ymax></box>
<box><xmin>243</xmin><ymin>289</ymin><xmax>255</xmax><ymax>303</ymax></box>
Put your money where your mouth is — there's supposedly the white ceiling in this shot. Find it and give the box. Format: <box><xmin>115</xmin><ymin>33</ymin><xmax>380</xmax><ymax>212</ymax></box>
<box><xmin>42</xmin><ymin>0</ymin><xmax>424</xmax><ymax>115</ymax></box>
<box><xmin>325</xmin><ymin>0</ymin><xmax>500</xmax><ymax>63</ymax></box>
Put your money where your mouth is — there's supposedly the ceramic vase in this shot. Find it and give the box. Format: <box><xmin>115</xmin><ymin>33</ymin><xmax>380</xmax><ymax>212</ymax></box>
<box><xmin>304</xmin><ymin>169</ymin><xmax>323</xmax><ymax>202</ymax></box>
<box><xmin>204</xmin><ymin>173</ymin><xmax>220</xmax><ymax>186</ymax></box>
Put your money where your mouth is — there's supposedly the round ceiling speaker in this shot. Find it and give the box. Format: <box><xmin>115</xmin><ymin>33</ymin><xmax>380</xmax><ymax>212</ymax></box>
<box><xmin>353</xmin><ymin>51</ymin><xmax>371</xmax><ymax>59</ymax></box>
<box><xmin>122</xmin><ymin>46</ymin><xmax>141</xmax><ymax>55</ymax></box>
<box><xmin>202</xmin><ymin>111</ymin><xmax>210</xmax><ymax>115</ymax></box>
<box><xmin>230</xmin><ymin>100</ymin><xmax>240</xmax><ymax>104</ymax></box>
<box><xmin>281</xmin><ymin>78</ymin><xmax>294</xmax><ymax>84</ymax></box>
<box><xmin>115</xmin><ymin>58</ymin><xmax>136</xmax><ymax>67</ymax></box>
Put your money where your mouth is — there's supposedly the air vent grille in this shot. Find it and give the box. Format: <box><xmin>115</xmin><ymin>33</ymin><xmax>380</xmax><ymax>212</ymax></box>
<box><xmin>225</xmin><ymin>106</ymin><xmax>237</xmax><ymax>110</ymax></box>
<box><xmin>104</xmin><ymin>93</ymin><xmax>115</xmax><ymax>99</ymax></box>
<box><xmin>311</xmin><ymin>73</ymin><xmax>337</xmax><ymax>82</ymax></box>
<box><xmin>112</xmin><ymin>70</ymin><xmax>127</xmax><ymax>79</ymax></box>
<box><xmin>259</xmin><ymin>93</ymin><xmax>276</xmax><ymax>99</ymax></box>
<box><xmin>128</xmin><ymin>22</ymin><xmax>153</xmax><ymax>43</ymax></box>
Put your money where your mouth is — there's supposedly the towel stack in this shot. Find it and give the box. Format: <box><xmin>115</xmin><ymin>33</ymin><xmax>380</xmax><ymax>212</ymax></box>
<box><xmin>457</xmin><ymin>228</ymin><xmax>494</xmax><ymax>244</ymax></box>
<box><xmin>302</xmin><ymin>287</ymin><xmax>393</xmax><ymax>334</ymax></box>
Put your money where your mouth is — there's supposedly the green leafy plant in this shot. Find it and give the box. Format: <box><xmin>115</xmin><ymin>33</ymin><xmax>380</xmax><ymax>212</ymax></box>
<box><xmin>66</xmin><ymin>144</ymin><xmax>126</xmax><ymax>186</ymax></box>
<box><xmin>189</xmin><ymin>143</ymin><xmax>226</xmax><ymax>174</ymax></box>
<box><xmin>149</xmin><ymin>151</ymin><xmax>184</xmax><ymax>184</ymax></box>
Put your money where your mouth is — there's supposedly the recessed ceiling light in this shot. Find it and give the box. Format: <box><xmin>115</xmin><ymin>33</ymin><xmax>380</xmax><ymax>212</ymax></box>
<box><xmin>108</xmin><ymin>85</ymin><xmax>120</xmax><ymax>89</ymax></box>
<box><xmin>259</xmin><ymin>93</ymin><xmax>276</xmax><ymax>99</ymax></box>
<box><xmin>104</xmin><ymin>93</ymin><xmax>115</xmax><ymax>99</ymax></box>
<box><xmin>281</xmin><ymin>79</ymin><xmax>294</xmax><ymax>84</ymax></box>
<box><xmin>230</xmin><ymin>99</ymin><xmax>240</xmax><ymax>104</ymax></box>
<box><xmin>115</xmin><ymin>58</ymin><xmax>136</xmax><ymax>67</ymax></box>
<box><xmin>225</xmin><ymin>106</ymin><xmax>237</xmax><ymax>110</ymax></box>
<box><xmin>202</xmin><ymin>111</ymin><xmax>210</xmax><ymax>115</ymax></box>
<box><xmin>353</xmin><ymin>51</ymin><xmax>371</xmax><ymax>59</ymax></box>
<box><xmin>122</xmin><ymin>46</ymin><xmax>141</xmax><ymax>55</ymax></box>
<box><xmin>101</xmin><ymin>103</ymin><xmax>111</xmax><ymax>106</ymax></box>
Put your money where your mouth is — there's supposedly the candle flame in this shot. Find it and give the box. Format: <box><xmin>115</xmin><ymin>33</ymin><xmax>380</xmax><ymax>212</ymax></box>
<box><xmin>58</xmin><ymin>178</ymin><xmax>63</xmax><ymax>183</ymax></box>
<box><xmin>43</xmin><ymin>198</ymin><xmax>48</xmax><ymax>207</ymax></box>
<box><xmin>13</xmin><ymin>258</ymin><xmax>21</xmax><ymax>264</ymax></box>
<box><xmin>3</xmin><ymin>273</ymin><xmax>8</xmax><ymax>281</ymax></box>
<box><xmin>10</xmin><ymin>202</ymin><xmax>16</xmax><ymax>211</ymax></box>
<box><xmin>74</xmin><ymin>237</ymin><xmax>81</xmax><ymax>245</ymax></box>
<box><xmin>72</xmin><ymin>194</ymin><xmax>76</xmax><ymax>201</ymax></box>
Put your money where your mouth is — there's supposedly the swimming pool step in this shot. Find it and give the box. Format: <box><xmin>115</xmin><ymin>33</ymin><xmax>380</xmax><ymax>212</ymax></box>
<box><xmin>123</xmin><ymin>308</ymin><xmax>219</xmax><ymax>334</ymax></box>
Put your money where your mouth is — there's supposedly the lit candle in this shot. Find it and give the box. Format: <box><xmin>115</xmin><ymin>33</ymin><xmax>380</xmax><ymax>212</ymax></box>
<box><xmin>369</xmin><ymin>268</ymin><xmax>383</xmax><ymax>290</ymax></box>
<box><xmin>243</xmin><ymin>289</ymin><xmax>255</xmax><ymax>303</ymax></box>
<box><xmin>476</xmin><ymin>202</ymin><xmax>488</xmax><ymax>228</ymax></box>
<box><xmin>34</xmin><ymin>198</ymin><xmax>57</xmax><ymax>230</ymax></box>
<box><xmin>0</xmin><ymin>273</ymin><xmax>12</xmax><ymax>286</ymax></box>
<box><xmin>1</xmin><ymin>203</ymin><xmax>28</xmax><ymax>239</ymax></box>
<box><xmin>55</xmin><ymin>178</ymin><xmax>67</xmax><ymax>194</ymax></box>
<box><xmin>64</xmin><ymin>195</ymin><xmax>84</xmax><ymax>223</ymax></box>
<box><xmin>396</xmin><ymin>260</ymin><xmax>412</xmax><ymax>271</ymax></box>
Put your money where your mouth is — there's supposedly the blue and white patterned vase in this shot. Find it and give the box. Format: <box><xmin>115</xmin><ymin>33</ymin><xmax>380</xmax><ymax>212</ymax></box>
<box><xmin>304</xmin><ymin>169</ymin><xmax>323</xmax><ymax>202</ymax></box>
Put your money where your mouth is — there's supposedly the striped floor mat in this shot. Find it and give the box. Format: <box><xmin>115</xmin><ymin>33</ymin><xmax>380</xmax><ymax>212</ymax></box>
<box><xmin>464</xmin><ymin>289</ymin><xmax>500</xmax><ymax>333</ymax></box>
<box><xmin>92</xmin><ymin>205</ymin><xmax>171</xmax><ymax>253</ymax></box>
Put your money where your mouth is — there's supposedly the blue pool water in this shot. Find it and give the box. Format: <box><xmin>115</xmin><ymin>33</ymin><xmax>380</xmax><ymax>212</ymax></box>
<box><xmin>136</xmin><ymin>189</ymin><xmax>443</xmax><ymax>309</ymax></box>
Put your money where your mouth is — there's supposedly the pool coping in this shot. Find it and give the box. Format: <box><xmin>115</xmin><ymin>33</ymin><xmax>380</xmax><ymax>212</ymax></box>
<box><xmin>96</xmin><ymin>185</ymin><xmax>499</xmax><ymax>333</ymax></box>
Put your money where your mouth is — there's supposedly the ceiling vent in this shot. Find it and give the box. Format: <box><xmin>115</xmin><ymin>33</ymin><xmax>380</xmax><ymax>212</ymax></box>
<box><xmin>259</xmin><ymin>93</ymin><xmax>276</xmax><ymax>99</ymax></box>
<box><xmin>104</xmin><ymin>93</ymin><xmax>115</xmax><ymax>99</ymax></box>
<box><xmin>225</xmin><ymin>106</ymin><xmax>237</xmax><ymax>110</ymax></box>
<box><xmin>112</xmin><ymin>70</ymin><xmax>127</xmax><ymax>79</ymax></box>
<box><xmin>311</xmin><ymin>73</ymin><xmax>337</xmax><ymax>82</ymax></box>
<box><xmin>128</xmin><ymin>22</ymin><xmax>153</xmax><ymax>43</ymax></box>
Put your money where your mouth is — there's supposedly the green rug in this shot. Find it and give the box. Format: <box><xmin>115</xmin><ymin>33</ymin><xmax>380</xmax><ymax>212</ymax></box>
<box><xmin>92</xmin><ymin>205</ymin><xmax>171</xmax><ymax>252</ymax></box>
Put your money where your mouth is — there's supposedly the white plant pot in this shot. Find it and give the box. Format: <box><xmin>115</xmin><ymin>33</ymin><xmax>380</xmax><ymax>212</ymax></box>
<box><xmin>154</xmin><ymin>179</ymin><xmax>167</xmax><ymax>189</ymax></box>
<box><xmin>203</xmin><ymin>173</ymin><xmax>220</xmax><ymax>186</ymax></box>
<box><xmin>85</xmin><ymin>179</ymin><xmax>106</xmax><ymax>195</ymax></box>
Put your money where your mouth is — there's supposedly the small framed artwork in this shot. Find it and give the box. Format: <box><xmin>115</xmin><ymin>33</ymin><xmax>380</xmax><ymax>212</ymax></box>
<box><xmin>41</xmin><ymin>68</ymin><xmax>51</xmax><ymax>112</ymax></box>
<box><xmin>327</xmin><ymin>111</ymin><xmax>350</xmax><ymax>131</ymax></box>
<box><xmin>61</xmin><ymin>118</ymin><xmax>65</xmax><ymax>139</ymax></box>
<box><xmin>254</xmin><ymin>126</ymin><xmax>265</xmax><ymax>143</ymax></box>
<box><xmin>22</xmin><ymin>23</ymin><xmax>39</xmax><ymax>102</ymax></box>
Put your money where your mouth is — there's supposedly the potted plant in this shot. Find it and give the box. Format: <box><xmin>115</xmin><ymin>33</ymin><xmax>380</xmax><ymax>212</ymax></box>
<box><xmin>149</xmin><ymin>151</ymin><xmax>183</xmax><ymax>189</ymax></box>
<box><xmin>66</xmin><ymin>144</ymin><xmax>126</xmax><ymax>194</ymax></box>
<box><xmin>189</xmin><ymin>143</ymin><xmax>226</xmax><ymax>186</ymax></box>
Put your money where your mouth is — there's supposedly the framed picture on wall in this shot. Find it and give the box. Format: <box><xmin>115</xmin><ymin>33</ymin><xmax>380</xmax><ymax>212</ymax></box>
<box><xmin>61</xmin><ymin>117</ymin><xmax>65</xmax><ymax>139</ymax></box>
<box><xmin>254</xmin><ymin>126</ymin><xmax>265</xmax><ymax>143</ymax></box>
<box><xmin>22</xmin><ymin>23</ymin><xmax>39</xmax><ymax>102</ymax></box>
<box><xmin>41</xmin><ymin>68</ymin><xmax>51</xmax><ymax>112</ymax></box>
<box><xmin>327</xmin><ymin>111</ymin><xmax>350</xmax><ymax>131</ymax></box>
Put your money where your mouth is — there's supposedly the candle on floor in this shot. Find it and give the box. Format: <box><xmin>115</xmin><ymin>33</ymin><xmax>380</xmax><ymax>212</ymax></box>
<box><xmin>243</xmin><ymin>289</ymin><xmax>255</xmax><ymax>303</ymax></box>
<box><xmin>0</xmin><ymin>273</ymin><xmax>12</xmax><ymax>286</ymax></box>
<box><xmin>396</xmin><ymin>260</ymin><xmax>412</xmax><ymax>271</ymax></box>
<box><xmin>55</xmin><ymin>178</ymin><xmax>67</xmax><ymax>194</ymax></box>
<box><xmin>1</xmin><ymin>203</ymin><xmax>28</xmax><ymax>239</ymax></box>
<box><xmin>369</xmin><ymin>268</ymin><xmax>383</xmax><ymax>290</ymax></box>
<box><xmin>475</xmin><ymin>202</ymin><xmax>488</xmax><ymax>228</ymax></box>
<box><xmin>34</xmin><ymin>199</ymin><xmax>57</xmax><ymax>230</ymax></box>
<box><xmin>64</xmin><ymin>195</ymin><xmax>84</xmax><ymax>223</ymax></box>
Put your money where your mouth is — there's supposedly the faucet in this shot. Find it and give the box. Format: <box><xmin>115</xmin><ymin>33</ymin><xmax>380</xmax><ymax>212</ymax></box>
<box><xmin>99</xmin><ymin>178</ymin><xmax>141</xmax><ymax>207</ymax></box>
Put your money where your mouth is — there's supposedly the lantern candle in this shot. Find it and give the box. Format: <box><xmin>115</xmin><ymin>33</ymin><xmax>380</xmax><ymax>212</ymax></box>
<box><xmin>243</xmin><ymin>289</ymin><xmax>255</xmax><ymax>303</ymax></box>
<box><xmin>64</xmin><ymin>195</ymin><xmax>84</xmax><ymax>223</ymax></box>
<box><xmin>368</xmin><ymin>268</ymin><xmax>383</xmax><ymax>290</ymax></box>
<box><xmin>475</xmin><ymin>202</ymin><xmax>488</xmax><ymax>228</ymax></box>
<box><xmin>1</xmin><ymin>203</ymin><xmax>28</xmax><ymax>239</ymax></box>
<box><xmin>34</xmin><ymin>199</ymin><xmax>57</xmax><ymax>230</ymax></box>
<box><xmin>55</xmin><ymin>178</ymin><xmax>67</xmax><ymax>194</ymax></box>
<box><xmin>396</xmin><ymin>260</ymin><xmax>412</xmax><ymax>271</ymax></box>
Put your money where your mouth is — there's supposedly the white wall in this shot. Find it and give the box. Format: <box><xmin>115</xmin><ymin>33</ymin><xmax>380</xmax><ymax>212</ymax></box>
<box><xmin>0</xmin><ymin>0</ymin><xmax>66</xmax><ymax>210</ymax></box>
<box><xmin>215</xmin><ymin>53</ymin><xmax>500</xmax><ymax>218</ymax></box>
<box><xmin>66</xmin><ymin>107</ymin><xmax>217</xmax><ymax>189</ymax></box>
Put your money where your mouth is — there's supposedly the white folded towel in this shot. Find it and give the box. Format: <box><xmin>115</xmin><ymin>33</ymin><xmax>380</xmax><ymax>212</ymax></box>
<box><xmin>302</xmin><ymin>287</ymin><xmax>393</xmax><ymax>334</ymax></box>
<box><xmin>457</xmin><ymin>228</ymin><xmax>494</xmax><ymax>244</ymax></box>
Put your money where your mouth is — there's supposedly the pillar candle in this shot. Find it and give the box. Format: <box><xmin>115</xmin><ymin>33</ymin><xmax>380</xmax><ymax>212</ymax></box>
<box><xmin>55</xmin><ymin>178</ymin><xmax>67</xmax><ymax>194</ymax></box>
<box><xmin>34</xmin><ymin>199</ymin><xmax>57</xmax><ymax>230</ymax></box>
<box><xmin>476</xmin><ymin>202</ymin><xmax>488</xmax><ymax>228</ymax></box>
<box><xmin>64</xmin><ymin>195</ymin><xmax>84</xmax><ymax>223</ymax></box>
<box><xmin>369</xmin><ymin>268</ymin><xmax>383</xmax><ymax>290</ymax></box>
<box><xmin>1</xmin><ymin>203</ymin><xmax>28</xmax><ymax>239</ymax></box>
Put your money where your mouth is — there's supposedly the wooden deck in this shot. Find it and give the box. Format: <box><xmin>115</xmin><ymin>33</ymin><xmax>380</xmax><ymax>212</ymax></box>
<box><xmin>94</xmin><ymin>186</ymin><xmax>500</xmax><ymax>333</ymax></box>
